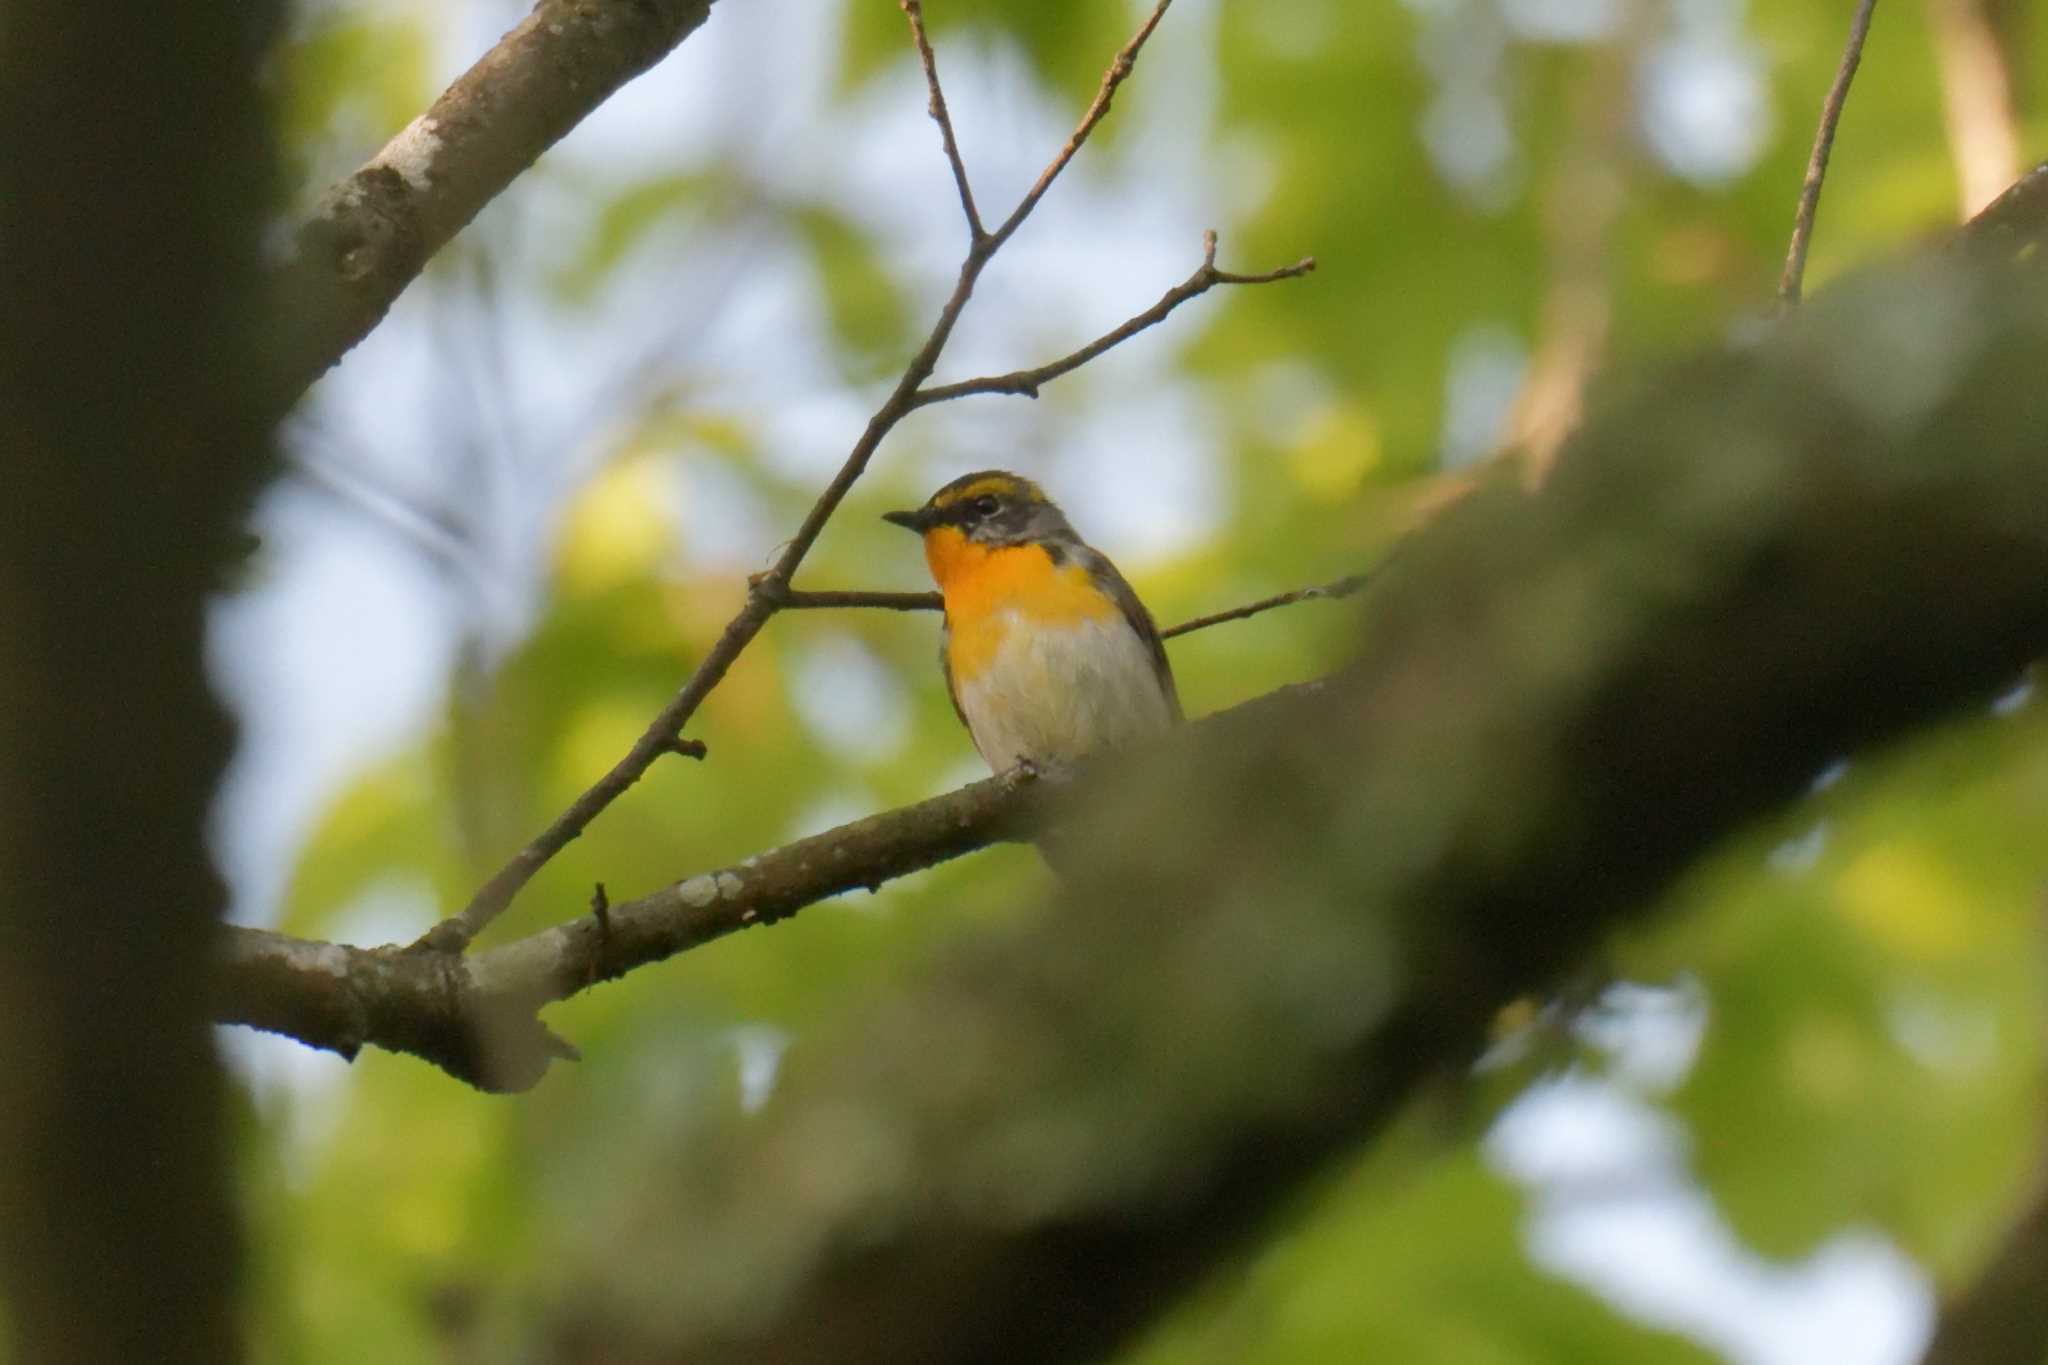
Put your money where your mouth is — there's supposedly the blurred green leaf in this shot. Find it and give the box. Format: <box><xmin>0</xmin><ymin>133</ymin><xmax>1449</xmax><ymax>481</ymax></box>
<box><xmin>795</xmin><ymin>205</ymin><xmax>913</xmax><ymax>377</ymax></box>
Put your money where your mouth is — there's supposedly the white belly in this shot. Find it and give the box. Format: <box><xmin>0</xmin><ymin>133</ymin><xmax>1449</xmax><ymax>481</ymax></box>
<box><xmin>953</xmin><ymin>611</ymin><xmax>1177</xmax><ymax>770</ymax></box>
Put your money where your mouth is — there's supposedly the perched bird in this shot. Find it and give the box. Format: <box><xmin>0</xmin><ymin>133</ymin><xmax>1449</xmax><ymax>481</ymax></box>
<box><xmin>883</xmin><ymin>471</ymin><xmax>1181</xmax><ymax>777</ymax></box>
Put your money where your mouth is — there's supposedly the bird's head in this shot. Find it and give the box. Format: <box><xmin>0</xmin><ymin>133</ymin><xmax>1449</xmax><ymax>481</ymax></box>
<box><xmin>884</xmin><ymin>471</ymin><xmax>1076</xmax><ymax>586</ymax></box>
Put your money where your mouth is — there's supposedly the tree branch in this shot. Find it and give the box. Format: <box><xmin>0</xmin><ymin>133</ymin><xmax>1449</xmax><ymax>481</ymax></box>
<box><xmin>0</xmin><ymin>1</ymin><xmax>279</xmax><ymax>1359</ymax></box>
<box><xmin>1778</xmin><ymin>0</ymin><xmax>1880</xmax><ymax>307</ymax></box>
<box><xmin>771</xmin><ymin>570</ymin><xmax>1368</xmax><ymax>639</ymax></box>
<box><xmin>902</xmin><ymin>0</ymin><xmax>984</xmax><ymax>241</ymax></box>
<box><xmin>914</xmin><ymin>231</ymin><xmax>1314</xmax><ymax>404</ymax></box>
<box><xmin>774</xmin><ymin>588</ymin><xmax>944</xmax><ymax>612</ymax></box>
<box><xmin>219</xmin><ymin>761</ymin><xmax>1062</xmax><ymax>1088</ymax></box>
<box><xmin>266</xmin><ymin>0</ymin><xmax>723</xmax><ymax>409</ymax></box>
<box><xmin>983</xmin><ymin>0</ymin><xmax>1173</xmax><ymax>253</ymax></box>
<box><xmin>1158</xmin><ymin>572</ymin><xmax>1369</xmax><ymax>639</ymax></box>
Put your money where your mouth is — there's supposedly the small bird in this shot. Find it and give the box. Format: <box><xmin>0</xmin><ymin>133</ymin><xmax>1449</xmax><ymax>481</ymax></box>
<box><xmin>883</xmin><ymin>471</ymin><xmax>1181</xmax><ymax>776</ymax></box>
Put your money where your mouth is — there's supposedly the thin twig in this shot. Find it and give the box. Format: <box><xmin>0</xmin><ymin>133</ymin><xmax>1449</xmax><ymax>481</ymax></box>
<box><xmin>779</xmin><ymin>588</ymin><xmax>944</xmax><ymax>612</ymax></box>
<box><xmin>902</xmin><ymin>0</ymin><xmax>984</xmax><ymax>240</ymax></box>
<box><xmin>915</xmin><ymin>231</ymin><xmax>1314</xmax><ymax>405</ymax></box>
<box><xmin>985</xmin><ymin>0</ymin><xmax>1174</xmax><ymax>253</ymax></box>
<box><xmin>1778</xmin><ymin>0</ymin><xmax>1880</xmax><ymax>307</ymax></box>
<box><xmin>412</xmin><ymin>0</ymin><xmax>1213</xmax><ymax>956</ymax></box>
<box><xmin>1160</xmin><ymin>573</ymin><xmax>1370</xmax><ymax>638</ymax></box>
<box><xmin>776</xmin><ymin>572</ymin><xmax>1369</xmax><ymax>640</ymax></box>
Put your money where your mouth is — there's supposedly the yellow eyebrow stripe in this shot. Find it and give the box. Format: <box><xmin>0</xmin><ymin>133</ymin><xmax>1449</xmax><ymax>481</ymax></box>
<box><xmin>932</xmin><ymin>474</ymin><xmax>1038</xmax><ymax>508</ymax></box>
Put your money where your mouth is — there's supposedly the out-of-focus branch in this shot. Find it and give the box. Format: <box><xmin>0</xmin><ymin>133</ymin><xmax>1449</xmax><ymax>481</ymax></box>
<box><xmin>1501</xmin><ymin>22</ymin><xmax>1635</xmax><ymax>483</ymax></box>
<box><xmin>1928</xmin><ymin>0</ymin><xmax>2021</xmax><ymax>217</ymax></box>
<box><xmin>0</xmin><ymin>0</ymin><xmax>279</xmax><ymax>1361</ymax></box>
<box><xmin>1780</xmin><ymin>0</ymin><xmax>1880</xmax><ymax>306</ymax></box>
<box><xmin>532</xmin><ymin>254</ymin><xmax>2048</xmax><ymax>1365</ymax></box>
<box><xmin>1957</xmin><ymin>160</ymin><xmax>2048</xmax><ymax>254</ymax></box>
<box><xmin>415</xmin><ymin>0</ymin><xmax>1310</xmax><ymax>956</ymax></box>
<box><xmin>267</xmin><ymin>0</ymin><xmax>723</xmax><ymax>410</ymax></box>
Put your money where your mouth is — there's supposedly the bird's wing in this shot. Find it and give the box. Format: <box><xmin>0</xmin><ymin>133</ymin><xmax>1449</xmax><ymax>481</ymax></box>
<box><xmin>1070</xmin><ymin>543</ymin><xmax>1182</xmax><ymax>722</ymax></box>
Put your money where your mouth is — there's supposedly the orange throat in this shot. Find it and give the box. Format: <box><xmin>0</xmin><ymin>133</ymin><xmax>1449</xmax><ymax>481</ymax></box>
<box><xmin>922</xmin><ymin>530</ymin><xmax>1123</xmax><ymax>678</ymax></box>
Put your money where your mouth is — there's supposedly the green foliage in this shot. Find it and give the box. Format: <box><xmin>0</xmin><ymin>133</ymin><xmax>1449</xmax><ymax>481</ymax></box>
<box><xmin>1644</xmin><ymin>695</ymin><xmax>2048</xmax><ymax>1273</ymax></box>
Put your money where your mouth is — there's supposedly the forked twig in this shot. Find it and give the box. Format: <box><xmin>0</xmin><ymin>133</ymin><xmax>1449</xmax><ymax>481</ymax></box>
<box><xmin>915</xmin><ymin>231</ymin><xmax>1313</xmax><ymax>404</ymax></box>
<box><xmin>983</xmin><ymin>0</ymin><xmax>1173</xmax><ymax>254</ymax></box>
<box><xmin>903</xmin><ymin>0</ymin><xmax>983</xmax><ymax>239</ymax></box>
<box><xmin>1779</xmin><ymin>0</ymin><xmax>1880</xmax><ymax>307</ymax></box>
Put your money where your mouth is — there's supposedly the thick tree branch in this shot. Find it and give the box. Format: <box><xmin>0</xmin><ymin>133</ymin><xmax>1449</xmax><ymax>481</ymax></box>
<box><xmin>219</xmin><ymin>762</ymin><xmax>1059</xmax><ymax>1088</ymax></box>
<box><xmin>527</xmin><ymin>252</ymin><xmax>2048</xmax><ymax>1364</ymax></box>
<box><xmin>0</xmin><ymin>1</ymin><xmax>278</xmax><ymax>1360</ymax></box>
<box><xmin>1779</xmin><ymin>0</ymin><xmax>1880</xmax><ymax>306</ymax></box>
<box><xmin>267</xmin><ymin>0</ymin><xmax>722</xmax><ymax>409</ymax></box>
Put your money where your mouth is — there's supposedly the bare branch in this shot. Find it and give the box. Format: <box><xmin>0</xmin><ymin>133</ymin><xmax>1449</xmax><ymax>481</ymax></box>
<box><xmin>778</xmin><ymin>588</ymin><xmax>945</xmax><ymax>612</ymax></box>
<box><xmin>914</xmin><ymin>231</ymin><xmax>1315</xmax><ymax>405</ymax></box>
<box><xmin>1778</xmin><ymin>0</ymin><xmax>1880</xmax><ymax>307</ymax></box>
<box><xmin>773</xmin><ymin>569</ymin><xmax>1365</xmax><ymax>640</ymax></box>
<box><xmin>222</xmin><ymin>761</ymin><xmax>1059</xmax><ymax>1087</ymax></box>
<box><xmin>986</xmin><ymin>0</ymin><xmax>1174</xmax><ymax>252</ymax></box>
<box><xmin>902</xmin><ymin>0</ymin><xmax>984</xmax><ymax>240</ymax></box>
<box><xmin>268</xmin><ymin>0</ymin><xmax>724</xmax><ymax>410</ymax></box>
<box><xmin>1159</xmin><ymin>572</ymin><xmax>1369</xmax><ymax>639</ymax></box>
<box><xmin>413</xmin><ymin>0</ymin><xmax>1263</xmax><ymax>954</ymax></box>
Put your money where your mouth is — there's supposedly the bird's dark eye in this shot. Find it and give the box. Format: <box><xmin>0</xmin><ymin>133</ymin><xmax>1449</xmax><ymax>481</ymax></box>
<box><xmin>969</xmin><ymin>494</ymin><xmax>1000</xmax><ymax>518</ymax></box>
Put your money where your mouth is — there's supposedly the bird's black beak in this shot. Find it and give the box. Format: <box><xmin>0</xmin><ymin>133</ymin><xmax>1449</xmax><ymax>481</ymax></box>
<box><xmin>882</xmin><ymin>507</ymin><xmax>930</xmax><ymax>532</ymax></box>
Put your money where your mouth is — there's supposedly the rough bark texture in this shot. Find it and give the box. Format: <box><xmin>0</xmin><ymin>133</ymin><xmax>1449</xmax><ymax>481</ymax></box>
<box><xmin>0</xmin><ymin>5</ymin><xmax>280</xmax><ymax>1363</ymax></box>
<box><xmin>524</xmin><ymin>251</ymin><xmax>2048</xmax><ymax>1364</ymax></box>
<box><xmin>268</xmin><ymin>0</ymin><xmax>721</xmax><ymax>409</ymax></box>
<box><xmin>216</xmin><ymin>761</ymin><xmax>1056</xmax><ymax>1089</ymax></box>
